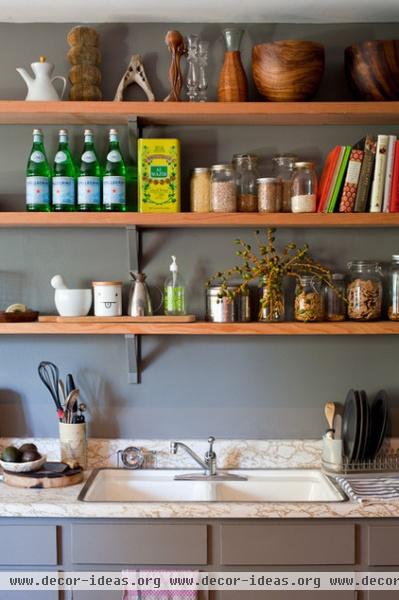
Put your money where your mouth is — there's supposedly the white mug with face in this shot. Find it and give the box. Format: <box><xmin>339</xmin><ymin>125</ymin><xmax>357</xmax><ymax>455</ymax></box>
<box><xmin>92</xmin><ymin>281</ymin><xmax>122</xmax><ymax>317</ymax></box>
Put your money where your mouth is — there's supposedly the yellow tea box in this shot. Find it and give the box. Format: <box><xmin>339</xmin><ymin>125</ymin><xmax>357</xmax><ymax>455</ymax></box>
<box><xmin>138</xmin><ymin>139</ymin><xmax>180</xmax><ymax>212</ymax></box>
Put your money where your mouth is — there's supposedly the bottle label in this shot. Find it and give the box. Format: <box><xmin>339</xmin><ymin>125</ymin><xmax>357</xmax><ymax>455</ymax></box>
<box><xmin>164</xmin><ymin>287</ymin><xmax>185</xmax><ymax>313</ymax></box>
<box><xmin>30</xmin><ymin>151</ymin><xmax>45</xmax><ymax>163</ymax></box>
<box><xmin>53</xmin><ymin>177</ymin><xmax>75</xmax><ymax>206</ymax></box>
<box><xmin>103</xmin><ymin>176</ymin><xmax>126</xmax><ymax>206</ymax></box>
<box><xmin>81</xmin><ymin>151</ymin><xmax>96</xmax><ymax>163</ymax></box>
<box><xmin>78</xmin><ymin>176</ymin><xmax>101</xmax><ymax>205</ymax></box>
<box><xmin>54</xmin><ymin>151</ymin><xmax>67</xmax><ymax>164</ymax></box>
<box><xmin>107</xmin><ymin>150</ymin><xmax>122</xmax><ymax>163</ymax></box>
<box><xmin>26</xmin><ymin>176</ymin><xmax>50</xmax><ymax>205</ymax></box>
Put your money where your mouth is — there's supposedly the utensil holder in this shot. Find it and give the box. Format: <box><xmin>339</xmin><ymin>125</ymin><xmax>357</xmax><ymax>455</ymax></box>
<box><xmin>59</xmin><ymin>422</ymin><xmax>87</xmax><ymax>469</ymax></box>
<box><xmin>322</xmin><ymin>435</ymin><xmax>343</xmax><ymax>472</ymax></box>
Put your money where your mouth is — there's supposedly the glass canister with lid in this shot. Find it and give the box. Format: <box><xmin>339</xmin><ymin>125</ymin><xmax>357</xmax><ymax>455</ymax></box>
<box><xmin>190</xmin><ymin>167</ymin><xmax>211</xmax><ymax>212</ymax></box>
<box><xmin>257</xmin><ymin>177</ymin><xmax>282</xmax><ymax>212</ymax></box>
<box><xmin>347</xmin><ymin>260</ymin><xmax>382</xmax><ymax>321</ymax></box>
<box><xmin>294</xmin><ymin>275</ymin><xmax>324</xmax><ymax>322</ymax></box>
<box><xmin>291</xmin><ymin>161</ymin><xmax>318</xmax><ymax>213</ymax></box>
<box><xmin>210</xmin><ymin>164</ymin><xmax>237</xmax><ymax>212</ymax></box>
<box><xmin>325</xmin><ymin>273</ymin><xmax>347</xmax><ymax>322</ymax></box>
<box><xmin>388</xmin><ymin>255</ymin><xmax>399</xmax><ymax>320</ymax></box>
<box><xmin>232</xmin><ymin>153</ymin><xmax>258</xmax><ymax>212</ymax></box>
<box><xmin>272</xmin><ymin>154</ymin><xmax>297</xmax><ymax>212</ymax></box>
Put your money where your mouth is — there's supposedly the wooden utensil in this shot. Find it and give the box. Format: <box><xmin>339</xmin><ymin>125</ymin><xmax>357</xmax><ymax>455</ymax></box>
<box><xmin>345</xmin><ymin>40</ymin><xmax>399</xmax><ymax>101</ymax></box>
<box><xmin>164</xmin><ymin>30</ymin><xmax>186</xmax><ymax>102</ymax></box>
<box><xmin>325</xmin><ymin>401</ymin><xmax>336</xmax><ymax>431</ymax></box>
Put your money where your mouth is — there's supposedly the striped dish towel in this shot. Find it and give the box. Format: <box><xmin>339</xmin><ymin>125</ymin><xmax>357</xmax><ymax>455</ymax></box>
<box><xmin>337</xmin><ymin>476</ymin><xmax>399</xmax><ymax>503</ymax></box>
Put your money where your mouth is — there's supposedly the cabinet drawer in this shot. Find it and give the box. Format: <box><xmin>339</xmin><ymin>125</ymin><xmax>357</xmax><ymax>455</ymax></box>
<box><xmin>0</xmin><ymin>525</ymin><xmax>58</xmax><ymax>565</ymax></box>
<box><xmin>220</xmin><ymin>524</ymin><xmax>355</xmax><ymax>565</ymax></box>
<box><xmin>368</xmin><ymin>526</ymin><xmax>399</xmax><ymax>565</ymax></box>
<box><xmin>72</xmin><ymin>523</ymin><xmax>208</xmax><ymax>565</ymax></box>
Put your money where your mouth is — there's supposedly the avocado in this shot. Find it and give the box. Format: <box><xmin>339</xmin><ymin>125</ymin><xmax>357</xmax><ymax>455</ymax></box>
<box><xmin>21</xmin><ymin>450</ymin><xmax>41</xmax><ymax>463</ymax></box>
<box><xmin>1</xmin><ymin>446</ymin><xmax>22</xmax><ymax>463</ymax></box>
<box><xmin>19</xmin><ymin>443</ymin><xmax>37</xmax><ymax>453</ymax></box>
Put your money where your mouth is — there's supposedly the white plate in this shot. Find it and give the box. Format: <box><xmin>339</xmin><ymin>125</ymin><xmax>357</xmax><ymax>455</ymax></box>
<box><xmin>0</xmin><ymin>455</ymin><xmax>46</xmax><ymax>473</ymax></box>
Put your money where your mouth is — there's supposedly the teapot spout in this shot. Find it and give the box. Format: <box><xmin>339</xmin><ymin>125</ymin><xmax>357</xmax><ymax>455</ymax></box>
<box><xmin>16</xmin><ymin>67</ymin><xmax>34</xmax><ymax>87</ymax></box>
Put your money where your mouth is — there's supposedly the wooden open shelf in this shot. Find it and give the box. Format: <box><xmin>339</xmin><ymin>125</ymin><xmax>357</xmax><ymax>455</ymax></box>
<box><xmin>2</xmin><ymin>212</ymin><xmax>399</xmax><ymax>228</ymax></box>
<box><xmin>0</xmin><ymin>101</ymin><xmax>399</xmax><ymax>126</ymax></box>
<box><xmin>1</xmin><ymin>321</ymin><xmax>399</xmax><ymax>335</ymax></box>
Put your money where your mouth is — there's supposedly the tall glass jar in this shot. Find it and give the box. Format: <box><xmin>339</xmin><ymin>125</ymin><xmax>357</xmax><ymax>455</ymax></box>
<box><xmin>388</xmin><ymin>255</ymin><xmax>399</xmax><ymax>320</ymax></box>
<box><xmin>233</xmin><ymin>153</ymin><xmax>258</xmax><ymax>212</ymax></box>
<box><xmin>291</xmin><ymin>161</ymin><xmax>318</xmax><ymax>213</ymax></box>
<box><xmin>210</xmin><ymin>164</ymin><xmax>236</xmax><ymax>212</ymax></box>
<box><xmin>295</xmin><ymin>276</ymin><xmax>324</xmax><ymax>322</ymax></box>
<box><xmin>272</xmin><ymin>154</ymin><xmax>297</xmax><ymax>212</ymax></box>
<box><xmin>190</xmin><ymin>168</ymin><xmax>210</xmax><ymax>212</ymax></box>
<box><xmin>347</xmin><ymin>261</ymin><xmax>382</xmax><ymax>321</ymax></box>
<box><xmin>325</xmin><ymin>273</ymin><xmax>347</xmax><ymax>322</ymax></box>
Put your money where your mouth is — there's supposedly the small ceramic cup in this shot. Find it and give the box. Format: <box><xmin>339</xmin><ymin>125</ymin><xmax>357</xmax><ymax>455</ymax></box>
<box><xmin>92</xmin><ymin>281</ymin><xmax>122</xmax><ymax>317</ymax></box>
<box><xmin>54</xmin><ymin>289</ymin><xmax>92</xmax><ymax>317</ymax></box>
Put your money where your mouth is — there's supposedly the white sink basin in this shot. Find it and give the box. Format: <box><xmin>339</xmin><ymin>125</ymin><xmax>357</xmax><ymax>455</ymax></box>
<box><xmin>79</xmin><ymin>469</ymin><xmax>346</xmax><ymax>503</ymax></box>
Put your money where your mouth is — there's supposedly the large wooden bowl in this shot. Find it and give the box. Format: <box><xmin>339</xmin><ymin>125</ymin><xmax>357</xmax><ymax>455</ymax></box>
<box><xmin>345</xmin><ymin>40</ymin><xmax>399</xmax><ymax>100</ymax></box>
<box><xmin>252</xmin><ymin>40</ymin><xmax>325</xmax><ymax>102</ymax></box>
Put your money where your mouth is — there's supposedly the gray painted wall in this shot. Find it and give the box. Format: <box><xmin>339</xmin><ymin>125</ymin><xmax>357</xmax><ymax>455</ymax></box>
<box><xmin>0</xmin><ymin>22</ymin><xmax>399</xmax><ymax>439</ymax></box>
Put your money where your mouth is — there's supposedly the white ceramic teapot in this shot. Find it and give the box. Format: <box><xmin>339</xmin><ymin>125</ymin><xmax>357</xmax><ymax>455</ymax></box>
<box><xmin>17</xmin><ymin>56</ymin><xmax>67</xmax><ymax>101</ymax></box>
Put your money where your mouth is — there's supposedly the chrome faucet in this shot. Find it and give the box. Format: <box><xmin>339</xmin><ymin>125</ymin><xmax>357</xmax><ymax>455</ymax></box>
<box><xmin>170</xmin><ymin>436</ymin><xmax>217</xmax><ymax>476</ymax></box>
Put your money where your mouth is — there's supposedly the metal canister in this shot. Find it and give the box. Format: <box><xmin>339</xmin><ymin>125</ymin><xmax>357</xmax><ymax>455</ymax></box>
<box><xmin>206</xmin><ymin>286</ymin><xmax>250</xmax><ymax>322</ymax></box>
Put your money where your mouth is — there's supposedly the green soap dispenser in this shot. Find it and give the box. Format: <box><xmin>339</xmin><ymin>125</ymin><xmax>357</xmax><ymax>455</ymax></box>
<box><xmin>164</xmin><ymin>255</ymin><xmax>186</xmax><ymax>316</ymax></box>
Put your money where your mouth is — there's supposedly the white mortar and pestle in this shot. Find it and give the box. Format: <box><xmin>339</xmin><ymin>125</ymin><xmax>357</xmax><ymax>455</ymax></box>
<box><xmin>51</xmin><ymin>275</ymin><xmax>92</xmax><ymax>317</ymax></box>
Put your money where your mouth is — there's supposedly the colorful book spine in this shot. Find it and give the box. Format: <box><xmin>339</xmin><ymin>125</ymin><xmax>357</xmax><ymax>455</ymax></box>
<box><xmin>317</xmin><ymin>146</ymin><xmax>341</xmax><ymax>212</ymax></box>
<box><xmin>354</xmin><ymin>137</ymin><xmax>377</xmax><ymax>213</ymax></box>
<box><xmin>389</xmin><ymin>141</ymin><xmax>399</xmax><ymax>212</ymax></box>
<box><xmin>369</xmin><ymin>134</ymin><xmax>388</xmax><ymax>212</ymax></box>
<box><xmin>338</xmin><ymin>147</ymin><xmax>364</xmax><ymax>213</ymax></box>
<box><xmin>321</xmin><ymin>146</ymin><xmax>346</xmax><ymax>213</ymax></box>
<box><xmin>328</xmin><ymin>146</ymin><xmax>351</xmax><ymax>213</ymax></box>
<box><xmin>382</xmin><ymin>135</ymin><xmax>397</xmax><ymax>212</ymax></box>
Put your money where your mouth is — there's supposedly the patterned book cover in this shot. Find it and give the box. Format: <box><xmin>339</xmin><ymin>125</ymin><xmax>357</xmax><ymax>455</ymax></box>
<box><xmin>338</xmin><ymin>148</ymin><xmax>364</xmax><ymax>213</ymax></box>
<box><xmin>354</xmin><ymin>136</ymin><xmax>377</xmax><ymax>212</ymax></box>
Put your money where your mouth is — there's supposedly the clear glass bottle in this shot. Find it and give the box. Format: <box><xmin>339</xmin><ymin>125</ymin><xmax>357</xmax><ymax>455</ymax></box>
<box><xmin>186</xmin><ymin>34</ymin><xmax>199</xmax><ymax>102</ymax></box>
<box><xmin>77</xmin><ymin>129</ymin><xmax>102</xmax><ymax>212</ymax></box>
<box><xmin>295</xmin><ymin>276</ymin><xmax>324</xmax><ymax>322</ymax></box>
<box><xmin>26</xmin><ymin>128</ymin><xmax>51</xmax><ymax>212</ymax></box>
<box><xmin>164</xmin><ymin>255</ymin><xmax>186</xmax><ymax>316</ymax></box>
<box><xmin>190</xmin><ymin>168</ymin><xmax>210</xmax><ymax>212</ymax></box>
<box><xmin>210</xmin><ymin>164</ymin><xmax>236</xmax><ymax>212</ymax></box>
<box><xmin>291</xmin><ymin>161</ymin><xmax>317</xmax><ymax>213</ymax></box>
<box><xmin>52</xmin><ymin>129</ymin><xmax>76</xmax><ymax>212</ymax></box>
<box><xmin>233</xmin><ymin>154</ymin><xmax>258</xmax><ymax>212</ymax></box>
<box><xmin>347</xmin><ymin>260</ymin><xmax>382</xmax><ymax>321</ymax></box>
<box><xmin>272</xmin><ymin>154</ymin><xmax>297</xmax><ymax>212</ymax></box>
<box><xmin>325</xmin><ymin>273</ymin><xmax>347</xmax><ymax>322</ymax></box>
<box><xmin>103</xmin><ymin>128</ymin><xmax>127</xmax><ymax>212</ymax></box>
<box><xmin>197</xmin><ymin>40</ymin><xmax>209</xmax><ymax>102</ymax></box>
<box><xmin>389</xmin><ymin>255</ymin><xmax>399</xmax><ymax>321</ymax></box>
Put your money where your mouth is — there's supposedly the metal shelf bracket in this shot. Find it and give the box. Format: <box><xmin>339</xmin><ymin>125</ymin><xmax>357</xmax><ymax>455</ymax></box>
<box><xmin>125</xmin><ymin>333</ymin><xmax>140</xmax><ymax>384</ymax></box>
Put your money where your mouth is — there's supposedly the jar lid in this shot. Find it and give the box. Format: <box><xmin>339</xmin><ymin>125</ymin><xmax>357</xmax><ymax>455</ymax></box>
<box><xmin>294</xmin><ymin>161</ymin><xmax>315</xmax><ymax>169</ymax></box>
<box><xmin>298</xmin><ymin>275</ymin><xmax>318</xmax><ymax>284</ymax></box>
<box><xmin>92</xmin><ymin>281</ymin><xmax>122</xmax><ymax>286</ymax></box>
<box><xmin>332</xmin><ymin>273</ymin><xmax>345</xmax><ymax>280</ymax></box>
<box><xmin>207</xmin><ymin>284</ymin><xmax>239</xmax><ymax>292</ymax></box>
<box><xmin>392</xmin><ymin>255</ymin><xmax>399</xmax><ymax>262</ymax></box>
<box><xmin>257</xmin><ymin>177</ymin><xmax>279</xmax><ymax>183</ymax></box>
<box><xmin>211</xmin><ymin>164</ymin><xmax>232</xmax><ymax>171</ymax></box>
<box><xmin>272</xmin><ymin>154</ymin><xmax>298</xmax><ymax>161</ymax></box>
<box><xmin>347</xmin><ymin>260</ymin><xmax>381</xmax><ymax>270</ymax></box>
<box><xmin>192</xmin><ymin>167</ymin><xmax>210</xmax><ymax>174</ymax></box>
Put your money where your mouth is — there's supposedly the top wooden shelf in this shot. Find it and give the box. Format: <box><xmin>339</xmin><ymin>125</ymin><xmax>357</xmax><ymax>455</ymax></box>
<box><xmin>1</xmin><ymin>101</ymin><xmax>399</xmax><ymax>126</ymax></box>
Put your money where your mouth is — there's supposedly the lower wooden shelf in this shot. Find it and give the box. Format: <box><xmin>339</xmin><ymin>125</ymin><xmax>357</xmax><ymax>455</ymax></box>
<box><xmin>1</xmin><ymin>321</ymin><xmax>399</xmax><ymax>335</ymax></box>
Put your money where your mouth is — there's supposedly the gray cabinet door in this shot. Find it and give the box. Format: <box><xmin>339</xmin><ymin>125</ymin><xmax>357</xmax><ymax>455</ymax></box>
<box><xmin>0</xmin><ymin>525</ymin><xmax>58</xmax><ymax>566</ymax></box>
<box><xmin>368</xmin><ymin>526</ymin><xmax>399</xmax><ymax>566</ymax></box>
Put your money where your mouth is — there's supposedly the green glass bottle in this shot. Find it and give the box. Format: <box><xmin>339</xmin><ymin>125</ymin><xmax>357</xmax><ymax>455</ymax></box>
<box><xmin>52</xmin><ymin>129</ymin><xmax>76</xmax><ymax>212</ymax></box>
<box><xmin>77</xmin><ymin>129</ymin><xmax>101</xmax><ymax>211</ymax></box>
<box><xmin>103</xmin><ymin>128</ymin><xmax>127</xmax><ymax>212</ymax></box>
<box><xmin>26</xmin><ymin>128</ymin><xmax>51</xmax><ymax>212</ymax></box>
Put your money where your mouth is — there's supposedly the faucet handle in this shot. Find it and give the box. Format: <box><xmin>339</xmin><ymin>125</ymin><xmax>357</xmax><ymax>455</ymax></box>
<box><xmin>206</xmin><ymin>436</ymin><xmax>216</xmax><ymax>459</ymax></box>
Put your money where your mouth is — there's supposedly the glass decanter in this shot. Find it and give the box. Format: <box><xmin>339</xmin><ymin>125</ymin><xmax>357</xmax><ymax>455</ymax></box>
<box><xmin>186</xmin><ymin>34</ymin><xmax>199</xmax><ymax>102</ymax></box>
<box><xmin>197</xmin><ymin>40</ymin><xmax>209</xmax><ymax>102</ymax></box>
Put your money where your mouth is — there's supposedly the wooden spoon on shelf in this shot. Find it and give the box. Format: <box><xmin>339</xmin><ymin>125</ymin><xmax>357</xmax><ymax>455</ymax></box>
<box><xmin>324</xmin><ymin>401</ymin><xmax>336</xmax><ymax>437</ymax></box>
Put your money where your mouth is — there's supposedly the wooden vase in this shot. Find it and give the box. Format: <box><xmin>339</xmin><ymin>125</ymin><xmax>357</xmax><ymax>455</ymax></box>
<box><xmin>218</xmin><ymin>28</ymin><xmax>248</xmax><ymax>102</ymax></box>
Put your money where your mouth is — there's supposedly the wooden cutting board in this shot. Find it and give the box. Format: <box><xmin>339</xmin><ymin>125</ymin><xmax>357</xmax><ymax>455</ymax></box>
<box><xmin>39</xmin><ymin>315</ymin><xmax>196</xmax><ymax>323</ymax></box>
<box><xmin>3</xmin><ymin>462</ymin><xmax>83</xmax><ymax>489</ymax></box>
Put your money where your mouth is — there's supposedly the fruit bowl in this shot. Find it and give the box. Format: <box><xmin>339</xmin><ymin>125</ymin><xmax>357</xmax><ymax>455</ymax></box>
<box><xmin>0</xmin><ymin>455</ymin><xmax>46</xmax><ymax>473</ymax></box>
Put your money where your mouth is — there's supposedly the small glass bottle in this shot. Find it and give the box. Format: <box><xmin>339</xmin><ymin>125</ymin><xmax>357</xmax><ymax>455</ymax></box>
<box><xmin>52</xmin><ymin>129</ymin><xmax>76</xmax><ymax>212</ymax></box>
<box><xmin>291</xmin><ymin>161</ymin><xmax>318</xmax><ymax>213</ymax></box>
<box><xmin>257</xmin><ymin>177</ymin><xmax>282</xmax><ymax>212</ymax></box>
<box><xmin>197</xmin><ymin>40</ymin><xmax>209</xmax><ymax>102</ymax></box>
<box><xmin>103</xmin><ymin>128</ymin><xmax>127</xmax><ymax>212</ymax></box>
<box><xmin>26</xmin><ymin>128</ymin><xmax>51</xmax><ymax>212</ymax></box>
<box><xmin>389</xmin><ymin>255</ymin><xmax>399</xmax><ymax>321</ymax></box>
<box><xmin>210</xmin><ymin>164</ymin><xmax>236</xmax><ymax>212</ymax></box>
<box><xmin>325</xmin><ymin>273</ymin><xmax>346</xmax><ymax>322</ymax></box>
<box><xmin>190</xmin><ymin>168</ymin><xmax>210</xmax><ymax>212</ymax></box>
<box><xmin>186</xmin><ymin>34</ymin><xmax>200</xmax><ymax>102</ymax></box>
<box><xmin>77</xmin><ymin>129</ymin><xmax>102</xmax><ymax>212</ymax></box>
<box><xmin>295</xmin><ymin>276</ymin><xmax>324</xmax><ymax>322</ymax></box>
<box><xmin>347</xmin><ymin>261</ymin><xmax>382</xmax><ymax>321</ymax></box>
<box><xmin>233</xmin><ymin>154</ymin><xmax>258</xmax><ymax>212</ymax></box>
<box><xmin>272</xmin><ymin>154</ymin><xmax>297</xmax><ymax>212</ymax></box>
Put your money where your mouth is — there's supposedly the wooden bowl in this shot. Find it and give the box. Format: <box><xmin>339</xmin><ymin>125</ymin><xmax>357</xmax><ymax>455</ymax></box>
<box><xmin>345</xmin><ymin>40</ymin><xmax>399</xmax><ymax>100</ymax></box>
<box><xmin>252</xmin><ymin>40</ymin><xmax>325</xmax><ymax>102</ymax></box>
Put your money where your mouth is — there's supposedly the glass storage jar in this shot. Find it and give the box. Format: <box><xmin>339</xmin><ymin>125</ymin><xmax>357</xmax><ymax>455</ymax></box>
<box><xmin>210</xmin><ymin>164</ymin><xmax>236</xmax><ymax>212</ymax></box>
<box><xmin>257</xmin><ymin>177</ymin><xmax>282</xmax><ymax>212</ymax></box>
<box><xmin>272</xmin><ymin>154</ymin><xmax>297</xmax><ymax>212</ymax></box>
<box><xmin>232</xmin><ymin>153</ymin><xmax>258</xmax><ymax>212</ymax></box>
<box><xmin>325</xmin><ymin>273</ymin><xmax>347</xmax><ymax>322</ymax></box>
<box><xmin>291</xmin><ymin>161</ymin><xmax>318</xmax><ymax>213</ymax></box>
<box><xmin>190</xmin><ymin>167</ymin><xmax>210</xmax><ymax>212</ymax></box>
<box><xmin>388</xmin><ymin>255</ymin><xmax>399</xmax><ymax>320</ymax></box>
<box><xmin>347</xmin><ymin>260</ymin><xmax>382</xmax><ymax>321</ymax></box>
<box><xmin>295</xmin><ymin>276</ymin><xmax>324</xmax><ymax>322</ymax></box>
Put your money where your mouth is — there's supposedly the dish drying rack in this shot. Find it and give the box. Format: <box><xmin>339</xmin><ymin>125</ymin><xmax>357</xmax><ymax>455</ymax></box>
<box><xmin>322</xmin><ymin>451</ymin><xmax>399</xmax><ymax>475</ymax></box>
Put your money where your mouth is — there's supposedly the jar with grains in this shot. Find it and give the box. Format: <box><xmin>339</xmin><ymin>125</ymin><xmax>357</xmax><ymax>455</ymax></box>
<box><xmin>257</xmin><ymin>178</ymin><xmax>282</xmax><ymax>212</ymax></box>
<box><xmin>232</xmin><ymin>153</ymin><xmax>258</xmax><ymax>212</ymax></box>
<box><xmin>347</xmin><ymin>260</ymin><xmax>382</xmax><ymax>321</ymax></box>
<box><xmin>210</xmin><ymin>164</ymin><xmax>237</xmax><ymax>212</ymax></box>
<box><xmin>388</xmin><ymin>255</ymin><xmax>399</xmax><ymax>320</ymax></box>
<box><xmin>295</xmin><ymin>276</ymin><xmax>324</xmax><ymax>322</ymax></box>
<box><xmin>325</xmin><ymin>273</ymin><xmax>346</xmax><ymax>322</ymax></box>
<box><xmin>272</xmin><ymin>154</ymin><xmax>297</xmax><ymax>212</ymax></box>
<box><xmin>291</xmin><ymin>161</ymin><xmax>317</xmax><ymax>213</ymax></box>
<box><xmin>190</xmin><ymin>168</ymin><xmax>211</xmax><ymax>212</ymax></box>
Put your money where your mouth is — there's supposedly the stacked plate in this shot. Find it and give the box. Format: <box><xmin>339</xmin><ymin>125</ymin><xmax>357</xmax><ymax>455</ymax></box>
<box><xmin>342</xmin><ymin>389</ymin><xmax>389</xmax><ymax>463</ymax></box>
